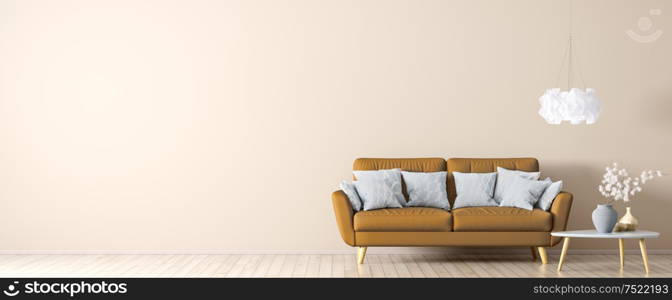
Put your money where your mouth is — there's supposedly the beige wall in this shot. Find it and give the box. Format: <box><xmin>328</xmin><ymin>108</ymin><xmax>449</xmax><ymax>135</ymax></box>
<box><xmin>1</xmin><ymin>0</ymin><xmax>670</xmax><ymax>251</ymax></box>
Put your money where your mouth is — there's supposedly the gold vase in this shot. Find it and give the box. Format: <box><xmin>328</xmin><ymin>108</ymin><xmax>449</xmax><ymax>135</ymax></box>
<box><xmin>614</xmin><ymin>206</ymin><xmax>638</xmax><ymax>232</ymax></box>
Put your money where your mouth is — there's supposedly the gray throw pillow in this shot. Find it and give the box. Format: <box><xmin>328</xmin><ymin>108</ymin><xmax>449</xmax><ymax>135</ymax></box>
<box><xmin>401</xmin><ymin>171</ymin><xmax>450</xmax><ymax>210</ymax></box>
<box><xmin>494</xmin><ymin>167</ymin><xmax>540</xmax><ymax>203</ymax></box>
<box><xmin>354</xmin><ymin>179</ymin><xmax>403</xmax><ymax>211</ymax></box>
<box><xmin>536</xmin><ymin>177</ymin><xmax>563</xmax><ymax>211</ymax></box>
<box><xmin>339</xmin><ymin>180</ymin><xmax>362</xmax><ymax>211</ymax></box>
<box><xmin>353</xmin><ymin>169</ymin><xmax>405</xmax><ymax>207</ymax></box>
<box><xmin>452</xmin><ymin>172</ymin><xmax>498</xmax><ymax>209</ymax></box>
<box><xmin>499</xmin><ymin>176</ymin><xmax>550</xmax><ymax>210</ymax></box>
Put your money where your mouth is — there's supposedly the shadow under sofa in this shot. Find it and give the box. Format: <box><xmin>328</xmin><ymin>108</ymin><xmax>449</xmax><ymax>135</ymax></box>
<box><xmin>332</xmin><ymin>157</ymin><xmax>573</xmax><ymax>264</ymax></box>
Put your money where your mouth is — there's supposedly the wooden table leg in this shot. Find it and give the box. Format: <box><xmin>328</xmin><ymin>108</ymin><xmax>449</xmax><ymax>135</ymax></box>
<box><xmin>618</xmin><ymin>238</ymin><xmax>625</xmax><ymax>269</ymax></box>
<box><xmin>557</xmin><ymin>237</ymin><xmax>570</xmax><ymax>272</ymax></box>
<box><xmin>639</xmin><ymin>239</ymin><xmax>650</xmax><ymax>274</ymax></box>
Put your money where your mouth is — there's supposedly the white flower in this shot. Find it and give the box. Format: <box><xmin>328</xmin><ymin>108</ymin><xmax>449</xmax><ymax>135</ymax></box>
<box><xmin>598</xmin><ymin>164</ymin><xmax>665</xmax><ymax>203</ymax></box>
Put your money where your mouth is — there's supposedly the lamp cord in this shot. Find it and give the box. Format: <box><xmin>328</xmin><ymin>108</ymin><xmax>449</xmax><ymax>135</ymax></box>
<box><xmin>554</xmin><ymin>38</ymin><xmax>571</xmax><ymax>89</ymax></box>
<box><xmin>553</xmin><ymin>0</ymin><xmax>587</xmax><ymax>90</ymax></box>
<box><xmin>568</xmin><ymin>0</ymin><xmax>572</xmax><ymax>89</ymax></box>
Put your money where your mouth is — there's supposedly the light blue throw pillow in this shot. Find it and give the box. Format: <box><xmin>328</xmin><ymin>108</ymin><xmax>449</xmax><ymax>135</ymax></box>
<box><xmin>339</xmin><ymin>180</ymin><xmax>362</xmax><ymax>211</ymax></box>
<box><xmin>494</xmin><ymin>167</ymin><xmax>540</xmax><ymax>204</ymax></box>
<box><xmin>353</xmin><ymin>169</ymin><xmax>405</xmax><ymax>207</ymax></box>
<box><xmin>401</xmin><ymin>171</ymin><xmax>450</xmax><ymax>210</ymax></box>
<box><xmin>536</xmin><ymin>177</ymin><xmax>563</xmax><ymax>211</ymax></box>
<box><xmin>499</xmin><ymin>176</ymin><xmax>550</xmax><ymax>210</ymax></box>
<box><xmin>354</xmin><ymin>179</ymin><xmax>403</xmax><ymax>211</ymax></box>
<box><xmin>452</xmin><ymin>172</ymin><xmax>498</xmax><ymax>209</ymax></box>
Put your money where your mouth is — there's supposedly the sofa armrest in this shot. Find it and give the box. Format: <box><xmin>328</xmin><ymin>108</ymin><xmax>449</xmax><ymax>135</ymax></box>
<box><xmin>332</xmin><ymin>190</ymin><xmax>356</xmax><ymax>246</ymax></box>
<box><xmin>550</xmin><ymin>191</ymin><xmax>573</xmax><ymax>246</ymax></box>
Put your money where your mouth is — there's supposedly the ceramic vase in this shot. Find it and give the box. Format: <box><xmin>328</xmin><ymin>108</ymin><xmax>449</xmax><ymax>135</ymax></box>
<box><xmin>592</xmin><ymin>204</ymin><xmax>618</xmax><ymax>233</ymax></box>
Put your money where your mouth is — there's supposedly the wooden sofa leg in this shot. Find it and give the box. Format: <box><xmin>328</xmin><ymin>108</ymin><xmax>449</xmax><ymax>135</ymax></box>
<box><xmin>530</xmin><ymin>247</ymin><xmax>538</xmax><ymax>261</ymax></box>
<box><xmin>357</xmin><ymin>247</ymin><xmax>367</xmax><ymax>264</ymax></box>
<box><xmin>537</xmin><ymin>247</ymin><xmax>548</xmax><ymax>264</ymax></box>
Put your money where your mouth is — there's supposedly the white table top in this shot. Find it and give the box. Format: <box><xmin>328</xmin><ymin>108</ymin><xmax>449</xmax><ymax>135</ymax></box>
<box><xmin>551</xmin><ymin>230</ymin><xmax>660</xmax><ymax>239</ymax></box>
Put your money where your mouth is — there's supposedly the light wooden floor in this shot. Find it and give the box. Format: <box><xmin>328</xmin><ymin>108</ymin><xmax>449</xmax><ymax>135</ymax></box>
<box><xmin>0</xmin><ymin>254</ymin><xmax>670</xmax><ymax>277</ymax></box>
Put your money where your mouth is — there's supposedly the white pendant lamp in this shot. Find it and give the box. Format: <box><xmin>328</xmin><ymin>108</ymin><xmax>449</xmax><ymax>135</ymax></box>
<box><xmin>539</xmin><ymin>88</ymin><xmax>601</xmax><ymax>125</ymax></box>
<box><xmin>539</xmin><ymin>0</ymin><xmax>601</xmax><ymax>125</ymax></box>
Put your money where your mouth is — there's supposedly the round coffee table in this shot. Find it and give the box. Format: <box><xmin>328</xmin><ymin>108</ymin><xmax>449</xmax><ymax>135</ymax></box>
<box><xmin>551</xmin><ymin>230</ymin><xmax>660</xmax><ymax>273</ymax></box>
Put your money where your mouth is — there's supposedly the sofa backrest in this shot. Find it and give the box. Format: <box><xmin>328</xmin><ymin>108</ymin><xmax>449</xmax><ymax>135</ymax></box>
<box><xmin>353</xmin><ymin>158</ymin><xmax>447</xmax><ymax>173</ymax></box>
<box><xmin>353</xmin><ymin>158</ymin><xmax>447</xmax><ymax>201</ymax></box>
<box><xmin>446</xmin><ymin>158</ymin><xmax>539</xmax><ymax>204</ymax></box>
<box><xmin>351</xmin><ymin>157</ymin><xmax>538</xmax><ymax>206</ymax></box>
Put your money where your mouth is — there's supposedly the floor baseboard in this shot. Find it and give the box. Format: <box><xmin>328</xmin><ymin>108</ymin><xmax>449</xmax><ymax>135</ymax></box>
<box><xmin>1</xmin><ymin>248</ymin><xmax>670</xmax><ymax>255</ymax></box>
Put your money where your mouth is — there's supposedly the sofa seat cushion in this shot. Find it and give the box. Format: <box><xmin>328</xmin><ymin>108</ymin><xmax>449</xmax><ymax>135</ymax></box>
<box><xmin>452</xmin><ymin>207</ymin><xmax>552</xmax><ymax>232</ymax></box>
<box><xmin>354</xmin><ymin>207</ymin><xmax>452</xmax><ymax>232</ymax></box>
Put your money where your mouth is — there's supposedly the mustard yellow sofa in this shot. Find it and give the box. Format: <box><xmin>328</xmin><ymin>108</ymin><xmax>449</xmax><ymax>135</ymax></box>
<box><xmin>332</xmin><ymin>158</ymin><xmax>573</xmax><ymax>264</ymax></box>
